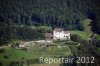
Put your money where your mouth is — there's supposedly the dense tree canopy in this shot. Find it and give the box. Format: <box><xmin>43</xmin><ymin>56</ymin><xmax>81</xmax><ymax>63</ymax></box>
<box><xmin>0</xmin><ymin>0</ymin><xmax>100</xmax><ymax>45</ymax></box>
<box><xmin>0</xmin><ymin>0</ymin><xmax>99</xmax><ymax>31</ymax></box>
<box><xmin>0</xmin><ymin>0</ymin><xmax>93</xmax><ymax>30</ymax></box>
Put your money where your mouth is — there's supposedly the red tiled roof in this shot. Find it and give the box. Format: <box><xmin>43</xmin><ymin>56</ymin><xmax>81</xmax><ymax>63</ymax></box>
<box><xmin>44</xmin><ymin>33</ymin><xmax>53</xmax><ymax>38</ymax></box>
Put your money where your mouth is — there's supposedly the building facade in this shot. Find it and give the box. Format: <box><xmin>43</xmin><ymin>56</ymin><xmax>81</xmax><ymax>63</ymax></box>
<box><xmin>53</xmin><ymin>28</ymin><xmax>70</xmax><ymax>40</ymax></box>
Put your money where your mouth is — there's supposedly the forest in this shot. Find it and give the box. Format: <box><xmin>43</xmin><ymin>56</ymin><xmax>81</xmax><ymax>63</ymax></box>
<box><xmin>0</xmin><ymin>0</ymin><xmax>100</xmax><ymax>44</ymax></box>
<box><xmin>0</xmin><ymin>0</ymin><xmax>88</xmax><ymax>30</ymax></box>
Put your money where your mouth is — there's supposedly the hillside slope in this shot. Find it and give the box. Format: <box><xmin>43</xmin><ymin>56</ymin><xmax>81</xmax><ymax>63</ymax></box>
<box><xmin>0</xmin><ymin>0</ymin><xmax>97</xmax><ymax>30</ymax></box>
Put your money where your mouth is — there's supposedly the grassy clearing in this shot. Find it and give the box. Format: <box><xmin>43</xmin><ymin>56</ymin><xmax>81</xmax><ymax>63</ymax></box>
<box><xmin>82</xmin><ymin>19</ymin><xmax>100</xmax><ymax>40</ymax></box>
<box><xmin>68</xmin><ymin>19</ymin><xmax>91</xmax><ymax>40</ymax></box>
<box><xmin>65</xmin><ymin>42</ymin><xmax>78</xmax><ymax>45</ymax></box>
<box><xmin>69</xmin><ymin>31</ymin><xmax>89</xmax><ymax>40</ymax></box>
<box><xmin>29</xmin><ymin>25</ymin><xmax>52</xmax><ymax>31</ymax></box>
<box><xmin>0</xmin><ymin>39</ymin><xmax>79</xmax><ymax>66</ymax></box>
<box><xmin>29</xmin><ymin>26</ymin><xmax>37</xmax><ymax>29</ymax></box>
<box><xmin>44</xmin><ymin>46</ymin><xmax>72</xmax><ymax>57</ymax></box>
<box><xmin>38</xmin><ymin>26</ymin><xmax>52</xmax><ymax>30</ymax></box>
<box><xmin>82</xmin><ymin>19</ymin><xmax>93</xmax><ymax>33</ymax></box>
<box><xmin>0</xmin><ymin>43</ymin><xmax>72</xmax><ymax>65</ymax></box>
<box><xmin>0</xmin><ymin>47</ymin><xmax>35</xmax><ymax>61</ymax></box>
<box><xmin>96</xmin><ymin>34</ymin><xmax>100</xmax><ymax>40</ymax></box>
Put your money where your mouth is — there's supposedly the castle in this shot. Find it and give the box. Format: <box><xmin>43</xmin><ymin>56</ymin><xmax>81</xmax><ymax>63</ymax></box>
<box><xmin>53</xmin><ymin>28</ymin><xmax>70</xmax><ymax>40</ymax></box>
<box><xmin>45</xmin><ymin>28</ymin><xmax>70</xmax><ymax>42</ymax></box>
